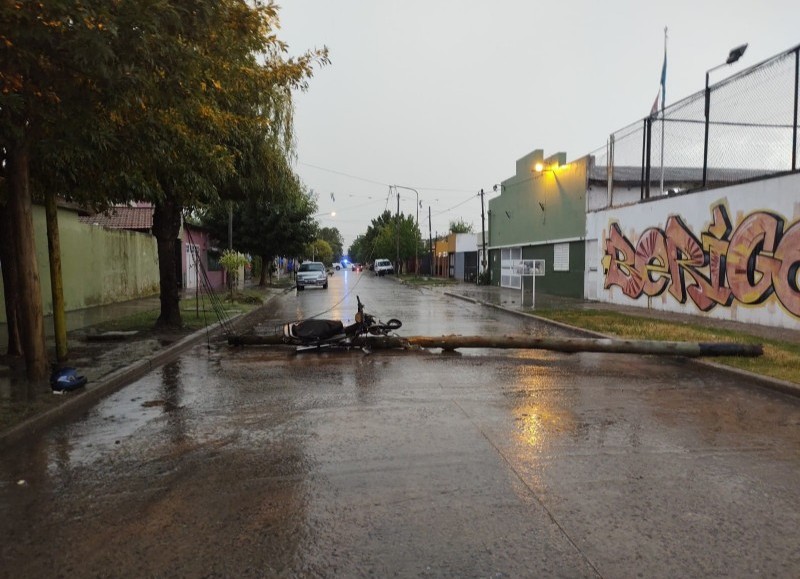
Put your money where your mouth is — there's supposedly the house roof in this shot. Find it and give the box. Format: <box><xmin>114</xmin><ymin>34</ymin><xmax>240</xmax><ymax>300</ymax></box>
<box><xmin>79</xmin><ymin>206</ymin><xmax>153</xmax><ymax>230</ymax></box>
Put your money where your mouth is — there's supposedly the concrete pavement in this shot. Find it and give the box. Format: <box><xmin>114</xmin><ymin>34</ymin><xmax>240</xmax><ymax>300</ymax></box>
<box><xmin>2</xmin><ymin>281</ymin><xmax>799</xmax><ymax>449</ymax></box>
<box><xmin>0</xmin><ymin>288</ymin><xmax>285</xmax><ymax>449</ymax></box>
<box><xmin>438</xmin><ymin>282</ymin><xmax>800</xmax><ymax>398</ymax></box>
<box><xmin>3</xmin><ymin>273</ymin><xmax>800</xmax><ymax>577</ymax></box>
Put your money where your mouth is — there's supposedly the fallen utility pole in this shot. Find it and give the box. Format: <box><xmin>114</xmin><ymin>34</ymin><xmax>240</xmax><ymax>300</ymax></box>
<box><xmin>228</xmin><ymin>334</ymin><xmax>763</xmax><ymax>358</ymax></box>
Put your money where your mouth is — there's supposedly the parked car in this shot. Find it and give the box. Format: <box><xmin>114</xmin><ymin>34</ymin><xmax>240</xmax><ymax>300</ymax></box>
<box><xmin>374</xmin><ymin>258</ymin><xmax>394</xmax><ymax>276</ymax></box>
<box><xmin>296</xmin><ymin>261</ymin><xmax>328</xmax><ymax>290</ymax></box>
<box><xmin>332</xmin><ymin>262</ymin><xmax>341</xmax><ymax>270</ymax></box>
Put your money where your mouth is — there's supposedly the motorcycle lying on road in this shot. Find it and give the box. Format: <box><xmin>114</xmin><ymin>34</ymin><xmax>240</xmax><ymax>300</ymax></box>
<box><xmin>283</xmin><ymin>296</ymin><xmax>402</xmax><ymax>352</ymax></box>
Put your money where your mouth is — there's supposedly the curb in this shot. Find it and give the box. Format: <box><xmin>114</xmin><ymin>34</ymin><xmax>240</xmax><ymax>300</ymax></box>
<box><xmin>444</xmin><ymin>291</ymin><xmax>800</xmax><ymax>400</ymax></box>
<box><xmin>0</xmin><ymin>293</ymin><xmax>282</xmax><ymax>451</ymax></box>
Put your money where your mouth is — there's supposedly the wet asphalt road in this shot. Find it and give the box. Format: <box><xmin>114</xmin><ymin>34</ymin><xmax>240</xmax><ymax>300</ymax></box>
<box><xmin>2</xmin><ymin>271</ymin><xmax>800</xmax><ymax>577</ymax></box>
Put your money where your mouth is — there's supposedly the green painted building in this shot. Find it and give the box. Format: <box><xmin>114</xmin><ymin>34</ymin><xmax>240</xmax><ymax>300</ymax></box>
<box><xmin>488</xmin><ymin>149</ymin><xmax>588</xmax><ymax>298</ymax></box>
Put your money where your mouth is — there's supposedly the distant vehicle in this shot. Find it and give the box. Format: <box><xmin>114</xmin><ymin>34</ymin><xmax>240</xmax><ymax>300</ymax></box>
<box><xmin>296</xmin><ymin>261</ymin><xmax>328</xmax><ymax>290</ymax></box>
<box><xmin>374</xmin><ymin>259</ymin><xmax>394</xmax><ymax>276</ymax></box>
<box><xmin>352</xmin><ymin>263</ymin><xmax>363</xmax><ymax>272</ymax></box>
<box><xmin>332</xmin><ymin>262</ymin><xmax>342</xmax><ymax>270</ymax></box>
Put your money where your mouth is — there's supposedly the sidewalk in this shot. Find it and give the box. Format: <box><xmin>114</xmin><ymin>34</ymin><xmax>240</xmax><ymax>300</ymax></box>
<box><xmin>442</xmin><ymin>283</ymin><xmax>800</xmax><ymax>346</ymax></box>
<box><xmin>0</xmin><ymin>287</ymin><xmax>284</xmax><ymax>448</ymax></box>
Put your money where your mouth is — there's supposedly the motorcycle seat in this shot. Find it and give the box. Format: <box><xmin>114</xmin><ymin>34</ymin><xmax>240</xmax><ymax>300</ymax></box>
<box><xmin>287</xmin><ymin>319</ymin><xmax>344</xmax><ymax>341</ymax></box>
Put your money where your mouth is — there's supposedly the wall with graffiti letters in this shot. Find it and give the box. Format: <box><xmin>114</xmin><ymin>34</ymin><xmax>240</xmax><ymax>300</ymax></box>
<box><xmin>585</xmin><ymin>172</ymin><xmax>800</xmax><ymax>330</ymax></box>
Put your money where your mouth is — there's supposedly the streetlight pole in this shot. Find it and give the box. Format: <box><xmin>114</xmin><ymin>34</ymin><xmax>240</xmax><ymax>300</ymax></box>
<box><xmin>395</xmin><ymin>187</ymin><xmax>400</xmax><ymax>272</ymax></box>
<box><xmin>393</xmin><ymin>185</ymin><xmax>420</xmax><ymax>274</ymax></box>
<box><xmin>703</xmin><ymin>43</ymin><xmax>748</xmax><ymax>188</ymax></box>
<box><xmin>428</xmin><ymin>206</ymin><xmax>433</xmax><ymax>276</ymax></box>
<box><xmin>480</xmin><ymin>188</ymin><xmax>486</xmax><ymax>282</ymax></box>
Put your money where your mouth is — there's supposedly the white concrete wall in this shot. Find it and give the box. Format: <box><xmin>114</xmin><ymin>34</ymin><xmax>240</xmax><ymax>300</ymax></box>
<box><xmin>586</xmin><ymin>185</ymin><xmax>609</xmax><ymax>211</ymax></box>
<box><xmin>585</xmin><ymin>172</ymin><xmax>800</xmax><ymax>330</ymax></box>
<box><xmin>455</xmin><ymin>233</ymin><xmax>478</xmax><ymax>252</ymax></box>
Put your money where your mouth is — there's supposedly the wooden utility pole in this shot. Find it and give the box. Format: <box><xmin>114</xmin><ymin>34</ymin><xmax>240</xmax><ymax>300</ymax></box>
<box><xmin>45</xmin><ymin>191</ymin><xmax>68</xmax><ymax>362</ymax></box>
<box><xmin>7</xmin><ymin>144</ymin><xmax>48</xmax><ymax>381</ymax></box>
<box><xmin>228</xmin><ymin>333</ymin><xmax>763</xmax><ymax>358</ymax></box>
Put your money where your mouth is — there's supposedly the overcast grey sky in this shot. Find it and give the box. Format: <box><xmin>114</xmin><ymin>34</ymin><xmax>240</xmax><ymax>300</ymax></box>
<box><xmin>278</xmin><ymin>0</ymin><xmax>799</xmax><ymax>252</ymax></box>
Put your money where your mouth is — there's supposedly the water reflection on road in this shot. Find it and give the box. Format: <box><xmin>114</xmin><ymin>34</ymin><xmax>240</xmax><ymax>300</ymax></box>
<box><xmin>1</xmin><ymin>273</ymin><xmax>799</xmax><ymax>577</ymax></box>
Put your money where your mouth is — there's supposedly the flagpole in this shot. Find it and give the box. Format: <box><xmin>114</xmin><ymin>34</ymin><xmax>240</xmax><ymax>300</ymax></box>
<box><xmin>660</xmin><ymin>27</ymin><xmax>667</xmax><ymax>195</ymax></box>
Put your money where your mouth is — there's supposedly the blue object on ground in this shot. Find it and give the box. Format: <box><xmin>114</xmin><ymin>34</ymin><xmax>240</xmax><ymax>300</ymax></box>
<box><xmin>50</xmin><ymin>367</ymin><xmax>88</xmax><ymax>392</ymax></box>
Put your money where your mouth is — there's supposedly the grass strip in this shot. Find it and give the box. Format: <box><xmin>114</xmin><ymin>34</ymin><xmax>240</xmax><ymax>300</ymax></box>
<box><xmin>534</xmin><ymin>308</ymin><xmax>800</xmax><ymax>385</ymax></box>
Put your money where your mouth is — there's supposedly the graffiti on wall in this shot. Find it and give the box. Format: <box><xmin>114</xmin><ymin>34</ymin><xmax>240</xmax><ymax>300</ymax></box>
<box><xmin>602</xmin><ymin>203</ymin><xmax>800</xmax><ymax>318</ymax></box>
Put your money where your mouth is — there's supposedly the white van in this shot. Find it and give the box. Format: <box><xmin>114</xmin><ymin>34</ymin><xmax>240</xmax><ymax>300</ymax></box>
<box><xmin>373</xmin><ymin>259</ymin><xmax>394</xmax><ymax>276</ymax></box>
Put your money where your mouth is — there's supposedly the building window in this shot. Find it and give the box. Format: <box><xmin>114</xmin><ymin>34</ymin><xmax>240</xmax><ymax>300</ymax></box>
<box><xmin>500</xmin><ymin>247</ymin><xmax>522</xmax><ymax>289</ymax></box>
<box><xmin>207</xmin><ymin>249</ymin><xmax>223</xmax><ymax>271</ymax></box>
<box><xmin>553</xmin><ymin>243</ymin><xmax>569</xmax><ymax>271</ymax></box>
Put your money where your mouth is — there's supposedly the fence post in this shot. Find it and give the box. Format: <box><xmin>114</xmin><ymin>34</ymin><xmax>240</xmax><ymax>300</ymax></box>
<box><xmin>793</xmin><ymin>47</ymin><xmax>799</xmax><ymax>172</ymax></box>
<box><xmin>607</xmin><ymin>135</ymin><xmax>614</xmax><ymax>207</ymax></box>
<box><xmin>640</xmin><ymin>118</ymin><xmax>647</xmax><ymax>199</ymax></box>
<box><xmin>702</xmin><ymin>71</ymin><xmax>711</xmax><ymax>187</ymax></box>
<box><xmin>644</xmin><ymin>116</ymin><xmax>653</xmax><ymax>199</ymax></box>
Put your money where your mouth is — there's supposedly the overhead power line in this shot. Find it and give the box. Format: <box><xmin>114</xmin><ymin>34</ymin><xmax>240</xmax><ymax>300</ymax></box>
<box><xmin>298</xmin><ymin>161</ymin><xmax>475</xmax><ymax>195</ymax></box>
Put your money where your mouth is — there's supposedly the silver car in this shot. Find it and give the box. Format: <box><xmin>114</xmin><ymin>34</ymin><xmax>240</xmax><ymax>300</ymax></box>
<box><xmin>296</xmin><ymin>261</ymin><xmax>328</xmax><ymax>290</ymax></box>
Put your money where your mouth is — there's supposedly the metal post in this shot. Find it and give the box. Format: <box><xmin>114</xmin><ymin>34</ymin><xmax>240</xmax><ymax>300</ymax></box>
<box><xmin>393</xmin><ymin>185</ymin><xmax>420</xmax><ymax>274</ymax></box>
<box><xmin>395</xmin><ymin>188</ymin><xmax>400</xmax><ymax>273</ymax></box>
<box><xmin>428</xmin><ymin>206</ymin><xmax>433</xmax><ymax>276</ymax></box>
<box><xmin>702</xmin><ymin>45</ymin><xmax>748</xmax><ymax>188</ymax></box>
<box><xmin>640</xmin><ymin>118</ymin><xmax>647</xmax><ymax>199</ymax></box>
<box><xmin>645</xmin><ymin>116</ymin><xmax>653</xmax><ymax>199</ymax></box>
<box><xmin>480</xmin><ymin>188</ymin><xmax>486</xmax><ymax>282</ymax></box>
<box><xmin>703</xmin><ymin>71</ymin><xmax>711</xmax><ymax>187</ymax></box>
<box><xmin>659</xmin><ymin>108</ymin><xmax>665</xmax><ymax>195</ymax></box>
<box><xmin>608</xmin><ymin>135</ymin><xmax>615</xmax><ymax>207</ymax></box>
<box><xmin>793</xmin><ymin>47</ymin><xmax>799</xmax><ymax>172</ymax></box>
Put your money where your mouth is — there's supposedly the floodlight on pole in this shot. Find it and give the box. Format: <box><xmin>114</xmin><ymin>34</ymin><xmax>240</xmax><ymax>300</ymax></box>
<box><xmin>703</xmin><ymin>43</ymin><xmax>748</xmax><ymax>187</ymax></box>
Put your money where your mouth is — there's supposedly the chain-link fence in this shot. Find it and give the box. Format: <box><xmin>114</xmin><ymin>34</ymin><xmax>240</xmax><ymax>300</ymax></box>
<box><xmin>595</xmin><ymin>44</ymin><xmax>799</xmax><ymax>203</ymax></box>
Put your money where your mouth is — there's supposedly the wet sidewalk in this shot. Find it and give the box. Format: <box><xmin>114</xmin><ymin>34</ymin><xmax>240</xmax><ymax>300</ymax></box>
<box><xmin>0</xmin><ymin>295</ymin><xmax>162</xmax><ymax>354</ymax></box>
<box><xmin>439</xmin><ymin>283</ymin><xmax>800</xmax><ymax>346</ymax></box>
<box><xmin>0</xmin><ymin>287</ymin><xmax>283</xmax><ymax>446</ymax></box>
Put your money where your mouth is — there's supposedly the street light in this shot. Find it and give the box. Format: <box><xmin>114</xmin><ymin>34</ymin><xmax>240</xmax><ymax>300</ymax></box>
<box><xmin>703</xmin><ymin>43</ymin><xmax>748</xmax><ymax>187</ymax></box>
<box><xmin>393</xmin><ymin>184</ymin><xmax>421</xmax><ymax>274</ymax></box>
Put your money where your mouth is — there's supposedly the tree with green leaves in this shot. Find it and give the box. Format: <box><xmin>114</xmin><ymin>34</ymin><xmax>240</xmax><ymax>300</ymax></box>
<box><xmin>1</xmin><ymin>0</ymin><xmax>327</xmax><ymax>379</ymax></box>
<box><xmin>317</xmin><ymin>227</ymin><xmax>344</xmax><ymax>262</ymax></box>
<box><xmin>306</xmin><ymin>239</ymin><xmax>333</xmax><ymax>265</ymax></box>
<box><xmin>199</xmin><ymin>177</ymin><xmax>317</xmax><ymax>286</ymax></box>
<box><xmin>449</xmin><ymin>218</ymin><xmax>474</xmax><ymax>233</ymax></box>
<box><xmin>347</xmin><ymin>210</ymin><xmax>395</xmax><ymax>264</ymax></box>
<box><xmin>1</xmin><ymin>0</ymin><xmax>124</xmax><ymax>379</ymax></box>
<box><xmin>100</xmin><ymin>1</ymin><xmax>326</xmax><ymax>329</ymax></box>
<box><xmin>348</xmin><ymin>210</ymin><xmax>423</xmax><ymax>273</ymax></box>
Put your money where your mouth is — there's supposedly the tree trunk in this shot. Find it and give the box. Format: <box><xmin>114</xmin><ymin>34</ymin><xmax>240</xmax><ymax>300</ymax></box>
<box><xmin>152</xmin><ymin>199</ymin><xmax>182</xmax><ymax>329</ymax></box>
<box><xmin>0</xmin><ymin>204</ymin><xmax>23</xmax><ymax>357</ymax></box>
<box><xmin>45</xmin><ymin>191</ymin><xmax>68</xmax><ymax>362</ymax></box>
<box><xmin>259</xmin><ymin>254</ymin><xmax>267</xmax><ymax>286</ymax></box>
<box><xmin>7</xmin><ymin>145</ymin><xmax>49</xmax><ymax>381</ymax></box>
